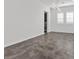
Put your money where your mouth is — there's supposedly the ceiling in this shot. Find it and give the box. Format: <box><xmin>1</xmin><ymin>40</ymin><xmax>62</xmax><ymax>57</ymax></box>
<box><xmin>40</xmin><ymin>0</ymin><xmax>74</xmax><ymax>6</ymax></box>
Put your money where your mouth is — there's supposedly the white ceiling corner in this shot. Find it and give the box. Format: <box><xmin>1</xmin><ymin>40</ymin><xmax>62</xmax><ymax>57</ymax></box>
<box><xmin>40</xmin><ymin>0</ymin><xmax>74</xmax><ymax>6</ymax></box>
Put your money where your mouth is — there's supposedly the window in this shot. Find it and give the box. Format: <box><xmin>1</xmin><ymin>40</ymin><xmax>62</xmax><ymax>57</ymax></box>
<box><xmin>66</xmin><ymin>12</ymin><xmax>74</xmax><ymax>24</ymax></box>
<box><xmin>57</xmin><ymin>13</ymin><xmax>64</xmax><ymax>24</ymax></box>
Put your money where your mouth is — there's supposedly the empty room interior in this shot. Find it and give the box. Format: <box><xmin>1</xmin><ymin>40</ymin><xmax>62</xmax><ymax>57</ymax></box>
<box><xmin>4</xmin><ymin>0</ymin><xmax>74</xmax><ymax>59</ymax></box>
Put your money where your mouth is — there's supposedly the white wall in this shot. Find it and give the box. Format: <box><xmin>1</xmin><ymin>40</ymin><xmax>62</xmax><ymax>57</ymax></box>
<box><xmin>4</xmin><ymin>0</ymin><xmax>74</xmax><ymax>47</ymax></box>
<box><xmin>50</xmin><ymin>5</ymin><xmax>74</xmax><ymax>33</ymax></box>
<box><xmin>4</xmin><ymin>0</ymin><xmax>46</xmax><ymax>47</ymax></box>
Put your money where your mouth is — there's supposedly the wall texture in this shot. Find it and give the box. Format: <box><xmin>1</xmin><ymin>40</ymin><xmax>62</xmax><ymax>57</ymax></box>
<box><xmin>50</xmin><ymin>5</ymin><xmax>74</xmax><ymax>33</ymax></box>
<box><xmin>4</xmin><ymin>0</ymin><xmax>46</xmax><ymax>47</ymax></box>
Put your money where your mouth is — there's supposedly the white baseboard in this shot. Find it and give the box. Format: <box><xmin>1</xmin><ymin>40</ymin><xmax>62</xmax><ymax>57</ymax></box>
<box><xmin>52</xmin><ymin>30</ymin><xmax>74</xmax><ymax>33</ymax></box>
<box><xmin>4</xmin><ymin>30</ymin><xmax>73</xmax><ymax>48</ymax></box>
<box><xmin>4</xmin><ymin>33</ymin><xmax>44</xmax><ymax>48</ymax></box>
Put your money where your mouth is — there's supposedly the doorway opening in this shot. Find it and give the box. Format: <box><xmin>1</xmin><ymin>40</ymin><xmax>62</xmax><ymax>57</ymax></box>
<box><xmin>44</xmin><ymin>11</ymin><xmax>48</xmax><ymax>34</ymax></box>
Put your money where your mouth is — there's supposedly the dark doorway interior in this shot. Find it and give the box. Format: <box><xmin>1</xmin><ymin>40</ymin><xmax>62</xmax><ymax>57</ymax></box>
<box><xmin>44</xmin><ymin>11</ymin><xmax>47</xmax><ymax>34</ymax></box>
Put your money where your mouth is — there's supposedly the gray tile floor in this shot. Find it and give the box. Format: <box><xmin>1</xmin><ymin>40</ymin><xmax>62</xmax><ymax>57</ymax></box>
<box><xmin>4</xmin><ymin>32</ymin><xmax>74</xmax><ymax>59</ymax></box>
